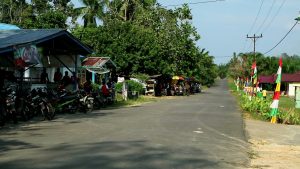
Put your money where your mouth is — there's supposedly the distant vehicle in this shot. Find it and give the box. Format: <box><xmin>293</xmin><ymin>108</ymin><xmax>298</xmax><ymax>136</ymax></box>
<box><xmin>145</xmin><ymin>79</ymin><xmax>156</xmax><ymax>95</ymax></box>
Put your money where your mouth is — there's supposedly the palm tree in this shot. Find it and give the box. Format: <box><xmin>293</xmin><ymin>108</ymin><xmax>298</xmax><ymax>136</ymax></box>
<box><xmin>106</xmin><ymin>0</ymin><xmax>156</xmax><ymax>21</ymax></box>
<box><xmin>74</xmin><ymin>0</ymin><xmax>107</xmax><ymax>27</ymax></box>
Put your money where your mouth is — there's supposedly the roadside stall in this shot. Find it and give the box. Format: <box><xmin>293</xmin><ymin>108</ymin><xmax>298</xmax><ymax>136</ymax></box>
<box><xmin>81</xmin><ymin>57</ymin><xmax>117</xmax><ymax>106</ymax></box>
<box><xmin>171</xmin><ymin>76</ymin><xmax>185</xmax><ymax>96</ymax></box>
<box><xmin>80</xmin><ymin>57</ymin><xmax>117</xmax><ymax>85</ymax></box>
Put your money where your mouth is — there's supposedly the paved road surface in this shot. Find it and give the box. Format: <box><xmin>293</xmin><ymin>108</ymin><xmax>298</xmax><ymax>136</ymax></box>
<box><xmin>0</xmin><ymin>79</ymin><xmax>249</xmax><ymax>169</ymax></box>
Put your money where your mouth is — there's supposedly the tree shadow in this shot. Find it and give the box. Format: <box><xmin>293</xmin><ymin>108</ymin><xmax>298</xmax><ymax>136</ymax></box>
<box><xmin>0</xmin><ymin>138</ymin><xmax>40</xmax><ymax>152</ymax></box>
<box><xmin>0</xmin><ymin>140</ymin><xmax>221</xmax><ymax>169</ymax></box>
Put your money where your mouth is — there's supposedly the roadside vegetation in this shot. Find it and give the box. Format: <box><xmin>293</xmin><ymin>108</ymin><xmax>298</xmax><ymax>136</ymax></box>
<box><xmin>228</xmin><ymin>78</ymin><xmax>300</xmax><ymax>125</ymax></box>
<box><xmin>0</xmin><ymin>0</ymin><xmax>217</xmax><ymax>87</ymax></box>
<box><xmin>112</xmin><ymin>94</ymin><xmax>157</xmax><ymax>108</ymax></box>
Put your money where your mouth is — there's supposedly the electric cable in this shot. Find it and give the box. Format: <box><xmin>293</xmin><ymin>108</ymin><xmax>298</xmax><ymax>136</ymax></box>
<box><xmin>255</xmin><ymin>0</ymin><xmax>276</xmax><ymax>34</ymax></box>
<box><xmin>261</xmin><ymin>0</ymin><xmax>286</xmax><ymax>33</ymax></box>
<box><xmin>264</xmin><ymin>21</ymin><xmax>298</xmax><ymax>55</ymax></box>
<box><xmin>247</xmin><ymin>0</ymin><xmax>265</xmax><ymax>35</ymax></box>
<box><xmin>242</xmin><ymin>0</ymin><xmax>264</xmax><ymax>53</ymax></box>
<box><xmin>163</xmin><ymin>0</ymin><xmax>225</xmax><ymax>7</ymax></box>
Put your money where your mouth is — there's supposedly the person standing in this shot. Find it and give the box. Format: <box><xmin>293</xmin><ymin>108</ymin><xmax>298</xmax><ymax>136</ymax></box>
<box><xmin>40</xmin><ymin>67</ymin><xmax>49</xmax><ymax>84</ymax></box>
<box><xmin>262</xmin><ymin>89</ymin><xmax>267</xmax><ymax>100</ymax></box>
<box><xmin>54</xmin><ymin>68</ymin><xmax>62</xmax><ymax>83</ymax></box>
<box><xmin>62</xmin><ymin>71</ymin><xmax>71</xmax><ymax>87</ymax></box>
<box><xmin>101</xmin><ymin>81</ymin><xmax>110</xmax><ymax>97</ymax></box>
<box><xmin>84</xmin><ymin>79</ymin><xmax>93</xmax><ymax>94</ymax></box>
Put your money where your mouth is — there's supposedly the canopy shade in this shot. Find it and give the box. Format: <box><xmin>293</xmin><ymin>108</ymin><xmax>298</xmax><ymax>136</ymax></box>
<box><xmin>82</xmin><ymin>57</ymin><xmax>116</xmax><ymax>74</ymax></box>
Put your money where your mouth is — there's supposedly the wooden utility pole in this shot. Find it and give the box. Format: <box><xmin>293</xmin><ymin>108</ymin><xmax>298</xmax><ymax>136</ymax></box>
<box><xmin>247</xmin><ymin>34</ymin><xmax>262</xmax><ymax>98</ymax></box>
<box><xmin>247</xmin><ymin>34</ymin><xmax>263</xmax><ymax>59</ymax></box>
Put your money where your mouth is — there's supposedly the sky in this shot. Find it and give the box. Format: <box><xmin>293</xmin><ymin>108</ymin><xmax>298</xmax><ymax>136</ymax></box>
<box><xmin>72</xmin><ymin>0</ymin><xmax>300</xmax><ymax>65</ymax></box>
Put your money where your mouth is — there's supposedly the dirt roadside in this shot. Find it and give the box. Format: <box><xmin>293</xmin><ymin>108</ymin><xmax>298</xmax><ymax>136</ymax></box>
<box><xmin>245</xmin><ymin>119</ymin><xmax>300</xmax><ymax>169</ymax></box>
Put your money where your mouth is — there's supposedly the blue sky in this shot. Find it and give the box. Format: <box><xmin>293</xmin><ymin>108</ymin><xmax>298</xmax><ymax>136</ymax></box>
<box><xmin>72</xmin><ymin>0</ymin><xmax>300</xmax><ymax>64</ymax></box>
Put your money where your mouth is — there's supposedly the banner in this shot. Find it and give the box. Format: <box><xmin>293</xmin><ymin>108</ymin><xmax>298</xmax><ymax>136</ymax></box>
<box><xmin>14</xmin><ymin>45</ymin><xmax>41</xmax><ymax>67</ymax></box>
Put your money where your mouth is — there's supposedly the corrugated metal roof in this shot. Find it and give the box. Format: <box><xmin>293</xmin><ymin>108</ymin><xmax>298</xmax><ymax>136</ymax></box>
<box><xmin>0</xmin><ymin>29</ymin><xmax>62</xmax><ymax>50</ymax></box>
<box><xmin>82</xmin><ymin>57</ymin><xmax>116</xmax><ymax>68</ymax></box>
<box><xmin>259</xmin><ymin>73</ymin><xmax>300</xmax><ymax>83</ymax></box>
<box><xmin>82</xmin><ymin>57</ymin><xmax>108</xmax><ymax>67</ymax></box>
<box><xmin>82</xmin><ymin>57</ymin><xmax>116</xmax><ymax>74</ymax></box>
<box><xmin>0</xmin><ymin>23</ymin><xmax>20</xmax><ymax>30</ymax></box>
<box><xmin>0</xmin><ymin>29</ymin><xmax>92</xmax><ymax>54</ymax></box>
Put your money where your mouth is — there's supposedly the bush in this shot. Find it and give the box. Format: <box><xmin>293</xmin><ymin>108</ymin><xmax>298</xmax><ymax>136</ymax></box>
<box><xmin>115</xmin><ymin>80</ymin><xmax>144</xmax><ymax>94</ymax></box>
<box><xmin>229</xmin><ymin>78</ymin><xmax>300</xmax><ymax>125</ymax></box>
<box><xmin>277</xmin><ymin>108</ymin><xmax>300</xmax><ymax>125</ymax></box>
<box><xmin>240</xmin><ymin>93</ymin><xmax>271</xmax><ymax>120</ymax></box>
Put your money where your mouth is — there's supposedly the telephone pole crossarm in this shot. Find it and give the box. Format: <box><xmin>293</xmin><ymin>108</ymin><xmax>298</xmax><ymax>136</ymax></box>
<box><xmin>246</xmin><ymin>34</ymin><xmax>263</xmax><ymax>59</ymax></box>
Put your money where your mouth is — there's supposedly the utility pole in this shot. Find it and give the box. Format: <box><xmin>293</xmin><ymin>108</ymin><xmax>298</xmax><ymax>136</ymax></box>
<box><xmin>247</xmin><ymin>34</ymin><xmax>263</xmax><ymax>59</ymax></box>
<box><xmin>247</xmin><ymin>34</ymin><xmax>262</xmax><ymax>98</ymax></box>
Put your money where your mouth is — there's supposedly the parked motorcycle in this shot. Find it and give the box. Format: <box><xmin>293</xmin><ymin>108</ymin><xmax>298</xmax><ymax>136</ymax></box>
<box><xmin>0</xmin><ymin>89</ymin><xmax>7</xmax><ymax>126</ymax></box>
<box><xmin>15</xmin><ymin>89</ymin><xmax>33</xmax><ymax>121</ymax></box>
<box><xmin>50</xmin><ymin>89</ymin><xmax>94</xmax><ymax>113</ymax></box>
<box><xmin>29</xmin><ymin>88</ymin><xmax>55</xmax><ymax>121</ymax></box>
<box><xmin>3</xmin><ymin>87</ymin><xmax>17</xmax><ymax>124</ymax></box>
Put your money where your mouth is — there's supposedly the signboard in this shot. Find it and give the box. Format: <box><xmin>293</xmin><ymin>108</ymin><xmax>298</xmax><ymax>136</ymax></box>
<box><xmin>14</xmin><ymin>45</ymin><xmax>41</xmax><ymax>67</ymax></box>
<box><xmin>295</xmin><ymin>86</ymin><xmax>300</xmax><ymax>108</ymax></box>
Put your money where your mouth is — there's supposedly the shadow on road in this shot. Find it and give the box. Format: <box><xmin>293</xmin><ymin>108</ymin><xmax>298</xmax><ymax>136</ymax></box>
<box><xmin>0</xmin><ymin>139</ymin><xmax>40</xmax><ymax>152</ymax></box>
<box><xmin>0</xmin><ymin>140</ymin><xmax>218</xmax><ymax>169</ymax></box>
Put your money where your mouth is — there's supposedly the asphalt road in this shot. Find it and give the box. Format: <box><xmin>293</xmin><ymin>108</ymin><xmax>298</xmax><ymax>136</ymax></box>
<box><xmin>0</xmin><ymin>79</ymin><xmax>249</xmax><ymax>169</ymax></box>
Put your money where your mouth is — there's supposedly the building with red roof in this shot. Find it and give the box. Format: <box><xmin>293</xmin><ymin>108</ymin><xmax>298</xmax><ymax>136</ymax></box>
<box><xmin>259</xmin><ymin>72</ymin><xmax>300</xmax><ymax>96</ymax></box>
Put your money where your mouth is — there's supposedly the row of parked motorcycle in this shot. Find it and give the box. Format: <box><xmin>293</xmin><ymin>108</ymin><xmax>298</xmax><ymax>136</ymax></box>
<box><xmin>0</xmin><ymin>85</ymin><xmax>115</xmax><ymax>127</ymax></box>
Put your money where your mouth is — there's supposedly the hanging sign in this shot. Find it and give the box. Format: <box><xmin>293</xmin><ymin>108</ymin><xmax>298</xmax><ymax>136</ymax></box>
<box><xmin>14</xmin><ymin>45</ymin><xmax>41</xmax><ymax>67</ymax></box>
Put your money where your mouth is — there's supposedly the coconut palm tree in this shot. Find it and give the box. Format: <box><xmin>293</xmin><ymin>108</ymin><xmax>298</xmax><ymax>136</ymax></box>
<box><xmin>74</xmin><ymin>0</ymin><xmax>107</xmax><ymax>27</ymax></box>
<box><xmin>106</xmin><ymin>0</ymin><xmax>156</xmax><ymax>21</ymax></box>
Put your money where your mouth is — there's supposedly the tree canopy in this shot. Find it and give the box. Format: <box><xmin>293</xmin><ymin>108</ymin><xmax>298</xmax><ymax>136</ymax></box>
<box><xmin>226</xmin><ymin>52</ymin><xmax>300</xmax><ymax>79</ymax></box>
<box><xmin>0</xmin><ymin>0</ymin><xmax>217</xmax><ymax>86</ymax></box>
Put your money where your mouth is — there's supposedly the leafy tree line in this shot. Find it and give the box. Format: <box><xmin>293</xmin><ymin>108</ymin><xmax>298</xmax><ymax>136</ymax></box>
<box><xmin>219</xmin><ymin>52</ymin><xmax>300</xmax><ymax>79</ymax></box>
<box><xmin>0</xmin><ymin>0</ymin><xmax>73</xmax><ymax>29</ymax></box>
<box><xmin>0</xmin><ymin>0</ymin><xmax>217</xmax><ymax>86</ymax></box>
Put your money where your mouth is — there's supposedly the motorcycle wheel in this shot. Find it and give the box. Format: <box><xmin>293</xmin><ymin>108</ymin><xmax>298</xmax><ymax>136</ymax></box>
<box><xmin>0</xmin><ymin>106</ymin><xmax>5</xmax><ymax>126</ymax></box>
<box><xmin>0</xmin><ymin>113</ymin><xmax>5</xmax><ymax>127</ymax></box>
<box><xmin>85</xmin><ymin>98</ymin><xmax>94</xmax><ymax>113</ymax></box>
<box><xmin>11</xmin><ymin>111</ymin><xmax>18</xmax><ymax>124</ymax></box>
<box><xmin>20</xmin><ymin>105</ymin><xmax>29</xmax><ymax>121</ymax></box>
<box><xmin>42</xmin><ymin>103</ymin><xmax>55</xmax><ymax>121</ymax></box>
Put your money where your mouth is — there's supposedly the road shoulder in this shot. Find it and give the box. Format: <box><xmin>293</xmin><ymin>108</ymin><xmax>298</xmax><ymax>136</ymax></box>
<box><xmin>244</xmin><ymin>119</ymin><xmax>300</xmax><ymax>169</ymax></box>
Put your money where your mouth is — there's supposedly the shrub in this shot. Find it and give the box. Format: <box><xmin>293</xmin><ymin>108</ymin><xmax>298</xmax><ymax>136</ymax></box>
<box><xmin>115</xmin><ymin>80</ymin><xmax>144</xmax><ymax>94</ymax></box>
<box><xmin>240</xmin><ymin>93</ymin><xmax>271</xmax><ymax>120</ymax></box>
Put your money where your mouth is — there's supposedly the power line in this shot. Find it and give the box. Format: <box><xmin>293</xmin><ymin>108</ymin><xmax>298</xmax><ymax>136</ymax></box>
<box><xmin>264</xmin><ymin>21</ymin><xmax>299</xmax><ymax>55</ymax></box>
<box><xmin>247</xmin><ymin>34</ymin><xmax>263</xmax><ymax>59</ymax></box>
<box><xmin>247</xmin><ymin>0</ymin><xmax>265</xmax><ymax>35</ymax></box>
<box><xmin>163</xmin><ymin>0</ymin><xmax>225</xmax><ymax>7</ymax></box>
<box><xmin>255</xmin><ymin>0</ymin><xmax>276</xmax><ymax>34</ymax></box>
<box><xmin>241</xmin><ymin>0</ymin><xmax>264</xmax><ymax>53</ymax></box>
<box><xmin>261</xmin><ymin>0</ymin><xmax>286</xmax><ymax>33</ymax></box>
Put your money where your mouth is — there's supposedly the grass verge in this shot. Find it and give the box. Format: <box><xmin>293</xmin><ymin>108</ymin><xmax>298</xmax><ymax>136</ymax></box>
<box><xmin>228</xmin><ymin>78</ymin><xmax>300</xmax><ymax>125</ymax></box>
<box><xmin>105</xmin><ymin>94</ymin><xmax>158</xmax><ymax>109</ymax></box>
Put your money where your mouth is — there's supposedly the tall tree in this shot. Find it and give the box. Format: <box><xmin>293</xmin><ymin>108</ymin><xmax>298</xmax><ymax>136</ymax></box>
<box><xmin>73</xmin><ymin>0</ymin><xmax>106</xmax><ymax>27</ymax></box>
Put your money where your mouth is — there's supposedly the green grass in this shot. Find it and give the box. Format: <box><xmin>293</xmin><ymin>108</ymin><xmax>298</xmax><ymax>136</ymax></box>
<box><xmin>107</xmin><ymin>94</ymin><xmax>158</xmax><ymax>108</ymax></box>
<box><xmin>279</xmin><ymin>96</ymin><xmax>299</xmax><ymax>112</ymax></box>
<box><xmin>227</xmin><ymin>78</ymin><xmax>300</xmax><ymax>125</ymax></box>
<box><xmin>227</xmin><ymin>78</ymin><xmax>237</xmax><ymax>91</ymax></box>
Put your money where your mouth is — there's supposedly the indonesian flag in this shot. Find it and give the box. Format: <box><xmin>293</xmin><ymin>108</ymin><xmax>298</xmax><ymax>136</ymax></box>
<box><xmin>270</xmin><ymin>57</ymin><xmax>282</xmax><ymax>123</ymax></box>
<box><xmin>251</xmin><ymin>61</ymin><xmax>257</xmax><ymax>85</ymax></box>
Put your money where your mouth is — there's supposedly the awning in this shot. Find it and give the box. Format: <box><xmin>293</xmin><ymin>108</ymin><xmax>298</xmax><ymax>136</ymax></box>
<box><xmin>82</xmin><ymin>57</ymin><xmax>116</xmax><ymax>74</ymax></box>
